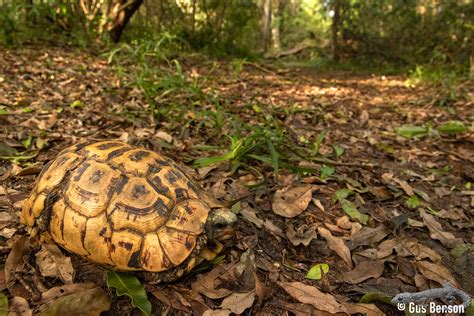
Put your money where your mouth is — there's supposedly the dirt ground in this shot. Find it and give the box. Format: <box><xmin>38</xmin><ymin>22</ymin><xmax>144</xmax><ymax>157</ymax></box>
<box><xmin>0</xmin><ymin>46</ymin><xmax>473</xmax><ymax>315</ymax></box>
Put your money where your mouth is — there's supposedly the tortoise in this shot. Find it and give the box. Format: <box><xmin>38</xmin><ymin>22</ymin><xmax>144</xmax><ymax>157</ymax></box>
<box><xmin>20</xmin><ymin>140</ymin><xmax>237</xmax><ymax>283</ymax></box>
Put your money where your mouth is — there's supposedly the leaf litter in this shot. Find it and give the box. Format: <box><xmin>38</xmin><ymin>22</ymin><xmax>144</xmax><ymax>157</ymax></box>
<box><xmin>0</xmin><ymin>47</ymin><xmax>473</xmax><ymax>314</ymax></box>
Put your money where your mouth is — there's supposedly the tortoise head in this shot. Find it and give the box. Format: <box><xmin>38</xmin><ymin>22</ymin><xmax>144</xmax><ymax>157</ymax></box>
<box><xmin>206</xmin><ymin>208</ymin><xmax>237</xmax><ymax>243</ymax></box>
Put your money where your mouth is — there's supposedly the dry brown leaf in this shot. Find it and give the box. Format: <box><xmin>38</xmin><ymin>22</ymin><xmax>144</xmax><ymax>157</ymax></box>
<box><xmin>8</xmin><ymin>296</ymin><xmax>32</xmax><ymax>316</ymax></box>
<box><xmin>36</xmin><ymin>244</ymin><xmax>74</xmax><ymax>284</ymax></box>
<box><xmin>277</xmin><ymin>281</ymin><xmax>348</xmax><ymax>314</ymax></box>
<box><xmin>151</xmin><ymin>290</ymin><xmax>190</xmax><ymax>313</ymax></box>
<box><xmin>239</xmin><ymin>204</ymin><xmax>264</xmax><ymax>228</ymax></box>
<box><xmin>191</xmin><ymin>264</ymin><xmax>233</xmax><ymax>299</ymax></box>
<box><xmin>336</xmin><ymin>216</ymin><xmax>352</xmax><ymax>230</ymax></box>
<box><xmin>318</xmin><ymin>227</ymin><xmax>352</xmax><ymax>267</ymax></box>
<box><xmin>341</xmin><ymin>302</ymin><xmax>384</xmax><ymax>316</ymax></box>
<box><xmin>394</xmin><ymin>238</ymin><xmax>442</xmax><ymax>262</ymax></box>
<box><xmin>376</xmin><ymin>239</ymin><xmax>397</xmax><ymax>258</ymax></box>
<box><xmin>155</xmin><ymin>130</ymin><xmax>173</xmax><ymax>143</ymax></box>
<box><xmin>219</xmin><ymin>290</ymin><xmax>255</xmax><ymax>314</ymax></box>
<box><xmin>0</xmin><ymin>228</ymin><xmax>16</xmax><ymax>239</ymax></box>
<box><xmin>392</xmin><ymin>178</ymin><xmax>414</xmax><ymax>196</ymax></box>
<box><xmin>286</xmin><ymin>224</ymin><xmax>317</xmax><ymax>246</ymax></box>
<box><xmin>203</xmin><ymin>310</ymin><xmax>231</xmax><ymax>316</ymax></box>
<box><xmin>419</xmin><ymin>209</ymin><xmax>464</xmax><ymax>248</ymax></box>
<box><xmin>414</xmin><ymin>260</ymin><xmax>458</xmax><ymax>287</ymax></box>
<box><xmin>339</xmin><ymin>260</ymin><xmax>385</xmax><ymax>284</ymax></box>
<box><xmin>272</xmin><ymin>186</ymin><xmax>313</xmax><ymax>218</ymax></box>
<box><xmin>347</xmin><ymin>225</ymin><xmax>390</xmax><ymax>250</ymax></box>
<box><xmin>263</xmin><ymin>219</ymin><xmax>285</xmax><ymax>240</ymax></box>
<box><xmin>5</xmin><ymin>236</ymin><xmax>30</xmax><ymax>285</ymax></box>
<box><xmin>41</xmin><ymin>283</ymin><xmax>97</xmax><ymax>304</ymax></box>
<box><xmin>40</xmin><ymin>287</ymin><xmax>111</xmax><ymax>316</ymax></box>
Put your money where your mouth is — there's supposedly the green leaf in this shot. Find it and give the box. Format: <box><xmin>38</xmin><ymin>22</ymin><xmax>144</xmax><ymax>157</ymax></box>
<box><xmin>22</xmin><ymin>136</ymin><xmax>33</xmax><ymax>149</ymax></box>
<box><xmin>340</xmin><ymin>199</ymin><xmax>368</xmax><ymax>224</ymax></box>
<box><xmin>41</xmin><ymin>288</ymin><xmax>110</xmax><ymax>316</ymax></box>
<box><xmin>70</xmin><ymin>100</ymin><xmax>84</xmax><ymax>109</ymax></box>
<box><xmin>306</xmin><ymin>263</ymin><xmax>329</xmax><ymax>280</ymax></box>
<box><xmin>334</xmin><ymin>188</ymin><xmax>353</xmax><ymax>201</ymax></box>
<box><xmin>21</xmin><ymin>107</ymin><xmax>34</xmax><ymax>113</ymax></box>
<box><xmin>320</xmin><ymin>165</ymin><xmax>335</xmax><ymax>180</ymax></box>
<box><xmin>0</xmin><ymin>292</ymin><xmax>8</xmax><ymax>316</ymax></box>
<box><xmin>0</xmin><ymin>108</ymin><xmax>9</xmax><ymax>115</ymax></box>
<box><xmin>405</xmin><ymin>195</ymin><xmax>420</xmax><ymax>209</ymax></box>
<box><xmin>332</xmin><ymin>144</ymin><xmax>344</xmax><ymax>157</ymax></box>
<box><xmin>359</xmin><ymin>292</ymin><xmax>393</xmax><ymax>305</ymax></box>
<box><xmin>396</xmin><ymin>125</ymin><xmax>428</xmax><ymax>138</ymax></box>
<box><xmin>437</xmin><ymin>120</ymin><xmax>467</xmax><ymax>134</ymax></box>
<box><xmin>106</xmin><ymin>271</ymin><xmax>152</xmax><ymax>316</ymax></box>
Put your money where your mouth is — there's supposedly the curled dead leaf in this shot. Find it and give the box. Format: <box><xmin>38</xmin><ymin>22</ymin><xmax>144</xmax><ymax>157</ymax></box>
<box><xmin>40</xmin><ymin>287</ymin><xmax>110</xmax><ymax>316</ymax></box>
<box><xmin>318</xmin><ymin>227</ymin><xmax>352</xmax><ymax>267</ymax></box>
<box><xmin>5</xmin><ymin>236</ymin><xmax>30</xmax><ymax>285</ymax></box>
<box><xmin>272</xmin><ymin>186</ymin><xmax>313</xmax><ymax>218</ymax></box>
<box><xmin>414</xmin><ymin>261</ymin><xmax>459</xmax><ymax>287</ymax></box>
<box><xmin>277</xmin><ymin>281</ymin><xmax>348</xmax><ymax>314</ymax></box>
<box><xmin>339</xmin><ymin>260</ymin><xmax>385</xmax><ymax>284</ymax></box>
<box><xmin>420</xmin><ymin>209</ymin><xmax>464</xmax><ymax>248</ymax></box>
<box><xmin>286</xmin><ymin>224</ymin><xmax>317</xmax><ymax>246</ymax></box>
<box><xmin>8</xmin><ymin>296</ymin><xmax>32</xmax><ymax>316</ymax></box>
<box><xmin>36</xmin><ymin>244</ymin><xmax>74</xmax><ymax>284</ymax></box>
<box><xmin>219</xmin><ymin>290</ymin><xmax>255</xmax><ymax>314</ymax></box>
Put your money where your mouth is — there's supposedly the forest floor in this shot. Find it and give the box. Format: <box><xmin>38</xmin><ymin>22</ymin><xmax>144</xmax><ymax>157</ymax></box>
<box><xmin>0</xmin><ymin>46</ymin><xmax>473</xmax><ymax>315</ymax></box>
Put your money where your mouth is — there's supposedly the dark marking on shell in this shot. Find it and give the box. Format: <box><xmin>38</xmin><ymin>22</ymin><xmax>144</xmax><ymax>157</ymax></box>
<box><xmin>128</xmin><ymin>250</ymin><xmax>142</xmax><ymax>268</ymax></box>
<box><xmin>56</xmin><ymin>155</ymin><xmax>70</xmax><ymax>167</ymax></box>
<box><xmin>96</xmin><ymin>142</ymin><xmax>125</xmax><ymax>150</ymax></box>
<box><xmin>130</xmin><ymin>150</ymin><xmax>150</xmax><ymax>162</ymax></box>
<box><xmin>148</xmin><ymin>176</ymin><xmax>170</xmax><ymax>195</ymax></box>
<box><xmin>185</xmin><ymin>238</ymin><xmax>193</xmax><ymax>250</ymax></box>
<box><xmin>155</xmin><ymin>159</ymin><xmax>170</xmax><ymax>167</ymax></box>
<box><xmin>118</xmin><ymin>241</ymin><xmax>133</xmax><ymax>251</ymax></box>
<box><xmin>183</xmin><ymin>204</ymin><xmax>194</xmax><ymax>215</ymax></box>
<box><xmin>89</xmin><ymin>169</ymin><xmax>103</xmax><ymax>183</ymax></box>
<box><xmin>107</xmin><ymin>147</ymin><xmax>132</xmax><ymax>160</ymax></box>
<box><xmin>131</xmin><ymin>184</ymin><xmax>150</xmax><ymax>199</ymax></box>
<box><xmin>174</xmin><ymin>188</ymin><xmax>189</xmax><ymax>202</ymax></box>
<box><xmin>165</xmin><ymin>170</ymin><xmax>179</xmax><ymax>184</ymax></box>
<box><xmin>99</xmin><ymin>227</ymin><xmax>107</xmax><ymax>236</ymax></box>
<box><xmin>186</xmin><ymin>180</ymin><xmax>199</xmax><ymax>195</ymax></box>
<box><xmin>146</xmin><ymin>164</ymin><xmax>162</xmax><ymax>176</ymax></box>
<box><xmin>123</xmin><ymin>198</ymin><xmax>169</xmax><ymax>216</ymax></box>
<box><xmin>115</xmin><ymin>176</ymin><xmax>129</xmax><ymax>194</ymax></box>
<box><xmin>73</xmin><ymin>162</ymin><xmax>91</xmax><ymax>182</ymax></box>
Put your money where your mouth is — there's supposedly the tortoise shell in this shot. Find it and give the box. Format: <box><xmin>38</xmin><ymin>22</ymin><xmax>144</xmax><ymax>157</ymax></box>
<box><xmin>21</xmin><ymin>141</ymin><xmax>212</xmax><ymax>273</ymax></box>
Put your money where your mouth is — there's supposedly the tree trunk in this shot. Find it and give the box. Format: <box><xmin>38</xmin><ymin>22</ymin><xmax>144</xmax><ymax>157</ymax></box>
<box><xmin>262</xmin><ymin>0</ymin><xmax>272</xmax><ymax>52</ymax></box>
<box><xmin>271</xmin><ymin>0</ymin><xmax>282</xmax><ymax>51</ymax></box>
<box><xmin>331</xmin><ymin>0</ymin><xmax>341</xmax><ymax>62</ymax></box>
<box><xmin>108</xmin><ymin>0</ymin><xmax>144</xmax><ymax>42</ymax></box>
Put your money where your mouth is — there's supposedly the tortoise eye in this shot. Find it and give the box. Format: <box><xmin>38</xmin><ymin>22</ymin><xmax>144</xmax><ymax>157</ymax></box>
<box><xmin>214</xmin><ymin>222</ymin><xmax>227</xmax><ymax>230</ymax></box>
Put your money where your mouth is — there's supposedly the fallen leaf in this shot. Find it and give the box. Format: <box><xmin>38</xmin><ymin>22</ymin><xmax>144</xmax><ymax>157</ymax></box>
<box><xmin>414</xmin><ymin>260</ymin><xmax>458</xmax><ymax>286</ymax></box>
<box><xmin>339</xmin><ymin>260</ymin><xmax>385</xmax><ymax>284</ymax></box>
<box><xmin>318</xmin><ymin>227</ymin><xmax>352</xmax><ymax>267</ymax></box>
<box><xmin>41</xmin><ymin>283</ymin><xmax>97</xmax><ymax>304</ymax></box>
<box><xmin>219</xmin><ymin>290</ymin><xmax>255</xmax><ymax>314</ymax></box>
<box><xmin>347</xmin><ymin>225</ymin><xmax>390</xmax><ymax>250</ymax></box>
<box><xmin>41</xmin><ymin>287</ymin><xmax>111</xmax><ymax>316</ymax></box>
<box><xmin>341</xmin><ymin>301</ymin><xmax>384</xmax><ymax>316</ymax></box>
<box><xmin>8</xmin><ymin>296</ymin><xmax>31</xmax><ymax>316</ymax></box>
<box><xmin>5</xmin><ymin>236</ymin><xmax>30</xmax><ymax>285</ymax></box>
<box><xmin>306</xmin><ymin>263</ymin><xmax>329</xmax><ymax>280</ymax></box>
<box><xmin>392</xmin><ymin>177</ymin><xmax>414</xmax><ymax>196</ymax></box>
<box><xmin>239</xmin><ymin>204</ymin><xmax>263</xmax><ymax>228</ymax></box>
<box><xmin>191</xmin><ymin>264</ymin><xmax>234</xmax><ymax>299</ymax></box>
<box><xmin>203</xmin><ymin>310</ymin><xmax>231</xmax><ymax>316</ymax></box>
<box><xmin>36</xmin><ymin>244</ymin><xmax>74</xmax><ymax>284</ymax></box>
<box><xmin>277</xmin><ymin>281</ymin><xmax>348</xmax><ymax>314</ymax></box>
<box><xmin>420</xmin><ymin>209</ymin><xmax>464</xmax><ymax>248</ymax></box>
<box><xmin>155</xmin><ymin>130</ymin><xmax>173</xmax><ymax>143</ymax></box>
<box><xmin>394</xmin><ymin>238</ymin><xmax>442</xmax><ymax>262</ymax></box>
<box><xmin>272</xmin><ymin>186</ymin><xmax>313</xmax><ymax>218</ymax></box>
<box><xmin>286</xmin><ymin>223</ymin><xmax>317</xmax><ymax>246</ymax></box>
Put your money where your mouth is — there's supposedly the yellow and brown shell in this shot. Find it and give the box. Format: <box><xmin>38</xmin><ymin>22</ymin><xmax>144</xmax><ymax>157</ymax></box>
<box><xmin>21</xmin><ymin>141</ymin><xmax>212</xmax><ymax>277</ymax></box>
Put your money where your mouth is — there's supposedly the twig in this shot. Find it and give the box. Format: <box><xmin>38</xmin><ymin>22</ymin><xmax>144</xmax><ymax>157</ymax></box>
<box><xmin>392</xmin><ymin>282</ymin><xmax>472</xmax><ymax>309</ymax></box>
